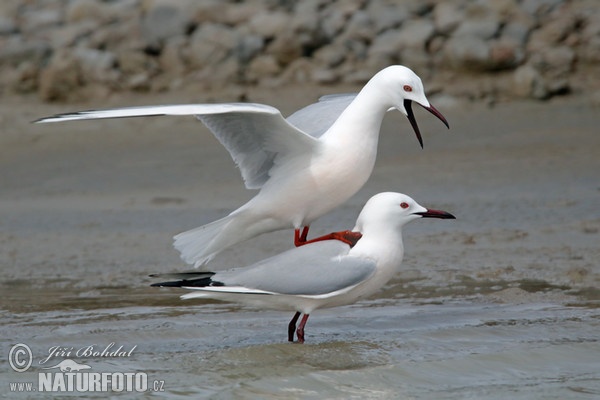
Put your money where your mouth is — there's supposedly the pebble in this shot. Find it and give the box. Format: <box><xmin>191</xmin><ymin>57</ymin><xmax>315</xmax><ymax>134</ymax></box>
<box><xmin>0</xmin><ymin>0</ymin><xmax>596</xmax><ymax>102</ymax></box>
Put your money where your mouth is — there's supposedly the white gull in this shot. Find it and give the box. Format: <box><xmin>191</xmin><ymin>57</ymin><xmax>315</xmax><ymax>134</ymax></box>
<box><xmin>151</xmin><ymin>192</ymin><xmax>455</xmax><ymax>343</ymax></box>
<box><xmin>35</xmin><ymin>65</ymin><xmax>449</xmax><ymax>267</ymax></box>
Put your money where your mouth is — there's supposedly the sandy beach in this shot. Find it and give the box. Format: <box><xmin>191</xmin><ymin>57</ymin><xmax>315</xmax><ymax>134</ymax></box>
<box><xmin>1</xmin><ymin>88</ymin><xmax>599</xmax><ymax>397</ymax></box>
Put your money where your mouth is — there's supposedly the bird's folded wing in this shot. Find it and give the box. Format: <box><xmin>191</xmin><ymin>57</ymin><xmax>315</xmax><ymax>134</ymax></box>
<box><xmin>34</xmin><ymin>103</ymin><xmax>319</xmax><ymax>190</ymax></box>
<box><xmin>207</xmin><ymin>241</ymin><xmax>376</xmax><ymax>296</ymax></box>
<box><xmin>286</xmin><ymin>93</ymin><xmax>357</xmax><ymax>138</ymax></box>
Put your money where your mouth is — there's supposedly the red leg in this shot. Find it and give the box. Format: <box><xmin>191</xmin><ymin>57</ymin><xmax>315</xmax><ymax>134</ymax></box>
<box><xmin>296</xmin><ymin>314</ymin><xmax>310</xmax><ymax>343</ymax></box>
<box><xmin>294</xmin><ymin>226</ymin><xmax>310</xmax><ymax>247</ymax></box>
<box><xmin>298</xmin><ymin>230</ymin><xmax>363</xmax><ymax>248</ymax></box>
<box><xmin>288</xmin><ymin>312</ymin><xmax>301</xmax><ymax>342</ymax></box>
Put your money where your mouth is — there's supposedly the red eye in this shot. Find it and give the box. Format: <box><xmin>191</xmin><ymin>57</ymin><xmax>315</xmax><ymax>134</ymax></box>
<box><xmin>400</xmin><ymin>202</ymin><xmax>409</xmax><ymax>209</ymax></box>
<box><xmin>403</xmin><ymin>85</ymin><xmax>412</xmax><ymax>92</ymax></box>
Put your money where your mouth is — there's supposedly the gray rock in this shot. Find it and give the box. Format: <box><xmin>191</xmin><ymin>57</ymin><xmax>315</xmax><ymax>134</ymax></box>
<box><xmin>320</xmin><ymin>8</ymin><xmax>350</xmax><ymax>40</ymax></box>
<box><xmin>314</xmin><ymin>44</ymin><xmax>346</xmax><ymax>67</ymax></box>
<box><xmin>521</xmin><ymin>0</ymin><xmax>565</xmax><ymax>16</ymax></box>
<box><xmin>342</xmin><ymin>10</ymin><xmax>374</xmax><ymax>41</ymax></box>
<box><xmin>0</xmin><ymin>15</ymin><xmax>16</xmax><ymax>35</ymax></box>
<box><xmin>20</xmin><ymin>9</ymin><xmax>63</xmax><ymax>34</ymax></box>
<box><xmin>453</xmin><ymin>3</ymin><xmax>501</xmax><ymax>40</ymax></box>
<box><xmin>488</xmin><ymin>39</ymin><xmax>525</xmax><ymax>70</ymax></box>
<box><xmin>246</xmin><ymin>54</ymin><xmax>281</xmax><ymax>83</ymax></box>
<box><xmin>66</xmin><ymin>0</ymin><xmax>112</xmax><ymax>24</ymax></box>
<box><xmin>397</xmin><ymin>19</ymin><xmax>435</xmax><ymax>50</ymax></box>
<box><xmin>158</xmin><ymin>36</ymin><xmax>186</xmax><ymax>74</ymax></box>
<box><xmin>73</xmin><ymin>48</ymin><xmax>118</xmax><ymax>83</ymax></box>
<box><xmin>188</xmin><ymin>23</ymin><xmax>238</xmax><ymax>69</ymax></box>
<box><xmin>527</xmin><ymin>14</ymin><xmax>577</xmax><ymax>51</ymax></box>
<box><xmin>38</xmin><ymin>50</ymin><xmax>82</xmax><ymax>101</ymax></box>
<box><xmin>366</xmin><ymin>2</ymin><xmax>409</xmax><ymax>33</ymax></box>
<box><xmin>433</xmin><ymin>2</ymin><xmax>464</xmax><ymax>35</ymax></box>
<box><xmin>0</xmin><ymin>37</ymin><xmax>51</xmax><ymax>67</ymax></box>
<box><xmin>247</xmin><ymin>11</ymin><xmax>289</xmax><ymax>39</ymax></box>
<box><xmin>443</xmin><ymin>36</ymin><xmax>491</xmax><ymax>71</ymax></box>
<box><xmin>311</xmin><ymin>68</ymin><xmax>339</xmax><ymax>84</ymax></box>
<box><xmin>267</xmin><ymin>30</ymin><xmax>303</xmax><ymax>66</ymax></box>
<box><xmin>236</xmin><ymin>34</ymin><xmax>264</xmax><ymax>64</ymax></box>
<box><xmin>502</xmin><ymin>20</ymin><xmax>533</xmax><ymax>46</ymax></box>
<box><xmin>47</xmin><ymin>20</ymin><xmax>99</xmax><ymax>48</ymax></box>
<box><xmin>142</xmin><ymin>3</ymin><xmax>190</xmax><ymax>46</ymax></box>
<box><xmin>513</xmin><ymin>65</ymin><xmax>548</xmax><ymax>99</ymax></box>
<box><xmin>368</xmin><ymin>29</ymin><xmax>404</xmax><ymax>60</ymax></box>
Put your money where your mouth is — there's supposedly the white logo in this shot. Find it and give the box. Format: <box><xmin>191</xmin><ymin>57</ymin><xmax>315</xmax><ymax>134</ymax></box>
<box><xmin>42</xmin><ymin>359</ymin><xmax>91</xmax><ymax>372</ymax></box>
<box><xmin>8</xmin><ymin>342</ymin><xmax>165</xmax><ymax>393</ymax></box>
<box><xmin>8</xmin><ymin>343</ymin><xmax>32</xmax><ymax>372</ymax></box>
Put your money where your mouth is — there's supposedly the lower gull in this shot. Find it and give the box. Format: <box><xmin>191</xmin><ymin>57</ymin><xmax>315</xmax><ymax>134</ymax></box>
<box><xmin>151</xmin><ymin>192</ymin><xmax>455</xmax><ymax>343</ymax></box>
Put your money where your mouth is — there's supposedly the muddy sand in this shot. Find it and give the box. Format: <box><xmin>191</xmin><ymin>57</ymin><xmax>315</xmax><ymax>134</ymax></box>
<box><xmin>1</xmin><ymin>88</ymin><xmax>599</xmax><ymax>397</ymax></box>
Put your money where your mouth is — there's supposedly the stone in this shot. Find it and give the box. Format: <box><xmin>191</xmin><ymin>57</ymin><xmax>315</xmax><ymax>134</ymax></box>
<box><xmin>527</xmin><ymin>13</ymin><xmax>578</xmax><ymax>52</ymax></box>
<box><xmin>246</xmin><ymin>55</ymin><xmax>281</xmax><ymax>83</ymax></box>
<box><xmin>267</xmin><ymin>31</ymin><xmax>304</xmax><ymax>66</ymax></box>
<box><xmin>158</xmin><ymin>36</ymin><xmax>186</xmax><ymax>73</ymax></box>
<box><xmin>367</xmin><ymin>29</ymin><xmax>403</xmax><ymax>61</ymax></box>
<box><xmin>311</xmin><ymin>68</ymin><xmax>339</xmax><ymax>84</ymax></box>
<box><xmin>341</xmin><ymin>10</ymin><xmax>374</xmax><ymax>41</ymax></box>
<box><xmin>433</xmin><ymin>2</ymin><xmax>464</xmax><ymax>35</ymax></box>
<box><xmin>142</xmin><ymin>3</ymin><xmax>190</xmax><ymax>46</ymax></box>
<box><xmin>20</xmin><ymin>9</ymin><xmax>63</xmax><ymax>34</ymax></box>
<box><xmin>512</xmin><ymin>65</ymin><xmax>548</xmax><ymax>99</ymax></box>
<box><xmin>0</xmin><ymin>15</ymin><xmax>16</xmax><ymax>35</ymax></box>
<box><xmin>488</xmin><ymin>39</ymin><xmax>525</xmax><ymax>70</ymax></box>
<box><xmin>236</xmin><ymin>34</ymin><xmax>264</xmax><ymax>64</ymax></box>
<box><xmin>521</xmin><ymin>0</ymin><xmax>565</xmax><ymax>16</ymax></box>
<box><xmin>66</xmin><ymin>0</ymin><xmax>112</xmax><ymax>24</ymax></box>
<box><xmin>443</xmin><ymin>36</ymin><xmax>491</xmax><ymax>71</ymax></box>
<box><xmin>501</xmin><ymin>20</ymin><xmax>533</xmax><ymax>46</ymax></box>
<box><xmin>397</xmin><ymin>19</ymin><xmax>435</xmax><ymax>50</ymax></box>
<box><xmin>73</xmin><ymin>48</ymin><xmax>118</xmax><ymax>83</ymax></box>
<box><xmin>313</xmin><ymin>44</ymin><xmax>346</xmax><ymax>67</ymax></box>
<box><xmin>38</xmin><ymin>51</ymin><xmax>82</xmax><ymax>101</ymax></box>
<box><xmin>0</xmin><ymin>37</ymin><xmax>51</xmax><ymax>67</ymax></box>
<box><xmin>453</xmin><ymin>3</ymin><xmax>501</xmax><ymax>40</ymax></box>
<box><xmin>366</xmin><ymin>2</ymin><xmax>409</xmax><ymax>33</ymax></box>
<box><xmin>247</xmin><ymin>11</ymin><xmax>290</xmax><ymax>39</ymax></box>
<box><xmin>188</xmin><ymin>23</ymin><xmax>238</xmax><ymax>69</ymax></box>
<box><xmin>47</xmin><ymin>20</ymin><xmax>99</xmax><ymax>48</ymax></box>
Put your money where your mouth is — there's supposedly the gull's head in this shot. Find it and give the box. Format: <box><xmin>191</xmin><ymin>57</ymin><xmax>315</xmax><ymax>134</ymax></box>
<box><xmin>353</xmin><ymin>192</ymin><xmax>455</xmax><ymax>235</ymax></box>
<box><xmin>373</xmin><ymin>65</ymin><xmax>449</xmax><ymax>148</ymax></box>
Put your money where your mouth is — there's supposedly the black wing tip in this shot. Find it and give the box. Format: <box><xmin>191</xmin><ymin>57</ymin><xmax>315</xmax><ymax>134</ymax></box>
<box><xmin>150</xmin><ymin>271</ymin><xmax>224</xmax><ymax>288</ymax></box>
<box><xmin>32</xmin><ymin>111</ymin><xmax>87</xmax><ymax>124</ymax></box>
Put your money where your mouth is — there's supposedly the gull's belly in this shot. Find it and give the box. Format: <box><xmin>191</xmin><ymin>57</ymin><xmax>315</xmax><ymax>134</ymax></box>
<box><xmin>254</xmin><ymin>145</ymin><xmax>376</xmax><ymax>226</ymax></box>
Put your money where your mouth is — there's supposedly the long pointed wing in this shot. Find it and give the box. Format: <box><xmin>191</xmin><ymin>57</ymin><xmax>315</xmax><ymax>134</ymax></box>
<box><xmin>34</xmin><ymin>103</ymin><xmax>319</xmax><ymax>189</ymax></box>
<box><xmin>286</xmin><ymin>93</ymin><xmax>357</xmax><ymax>138</ymax></box>
<box><xmin>201</xmin><ymin>241</ymin><xmax>376</xmax><ymax>296</ymax></box>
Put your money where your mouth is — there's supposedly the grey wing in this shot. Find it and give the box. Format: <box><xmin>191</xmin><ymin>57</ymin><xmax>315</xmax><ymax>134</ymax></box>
<box><xmin>215</xmin><ymin>241</ymin><xmax>376</xmax><ymax>296</ymax></box>
<box><xmin>197</xmin><ymin>109</ymin><xmax>317</xmax><ymax>189</ymax></box>
<box><xmin>286</xmin><ymin>93</ymin><xmax>357</xmax><ymax>138</ymax></box>
<box><xmin>34</xmin><ymin>103</ymin><xmax>318</xmax><ymax>190</ymax></box>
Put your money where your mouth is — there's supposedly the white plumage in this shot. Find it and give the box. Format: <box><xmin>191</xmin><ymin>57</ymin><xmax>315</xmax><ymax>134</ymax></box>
<box><xmin>35</xmin><ymin>65</ymin><xmax>449</xmax><ymax>267</ymax></box>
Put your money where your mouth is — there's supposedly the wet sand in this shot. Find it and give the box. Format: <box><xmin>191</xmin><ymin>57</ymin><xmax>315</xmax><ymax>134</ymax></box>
<box><xmin>1</xmin><ymin>89</ymin><xmax>599</xmax><ymax>398</ymax></box>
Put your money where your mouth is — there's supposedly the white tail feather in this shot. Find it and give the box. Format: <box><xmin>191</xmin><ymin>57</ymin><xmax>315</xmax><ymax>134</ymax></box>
<box><xmin>173</xmin><ymin>216</ymin><xmax>235</xmax><ymax>267</ymax></box>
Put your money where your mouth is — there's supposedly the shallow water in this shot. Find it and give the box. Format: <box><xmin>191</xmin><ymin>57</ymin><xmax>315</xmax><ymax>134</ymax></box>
<box><xmin>1</xmin><ymin>94</ymin><xmax>599</xmax><ymax>398</ymax></box>
<box><xmin>2</xmin><ymin>291</ymin><xmax>599</xmax><ymax>398</ymax></box>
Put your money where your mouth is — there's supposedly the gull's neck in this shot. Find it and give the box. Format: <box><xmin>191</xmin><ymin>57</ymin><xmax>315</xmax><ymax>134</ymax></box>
<box><xmin>350</xmin><ymin>225</ymin><xmax>405</xmax><ymax>268</ymax></box>
<box><xmin>320</xmin><ymin>78</ymin><xmax>391</xmax><ymax>145</ymax></box>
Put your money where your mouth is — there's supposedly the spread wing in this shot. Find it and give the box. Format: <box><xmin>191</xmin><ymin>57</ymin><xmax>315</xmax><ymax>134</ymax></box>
<box><xmin>34</xmin><ymin>103</ymin><xmax>319</xmax><ymax>190</ymax></box>
<box><xmin>285</xmin><ymin>93</ymin><xmax>357</xmax><ymax>138</ymax></box>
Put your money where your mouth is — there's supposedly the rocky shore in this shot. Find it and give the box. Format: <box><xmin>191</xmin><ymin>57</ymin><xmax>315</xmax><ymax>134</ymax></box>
<box><xmin>1</xmin><ymin>0</ymin><xmax>599</xmax><ymax>103</ymax></box>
